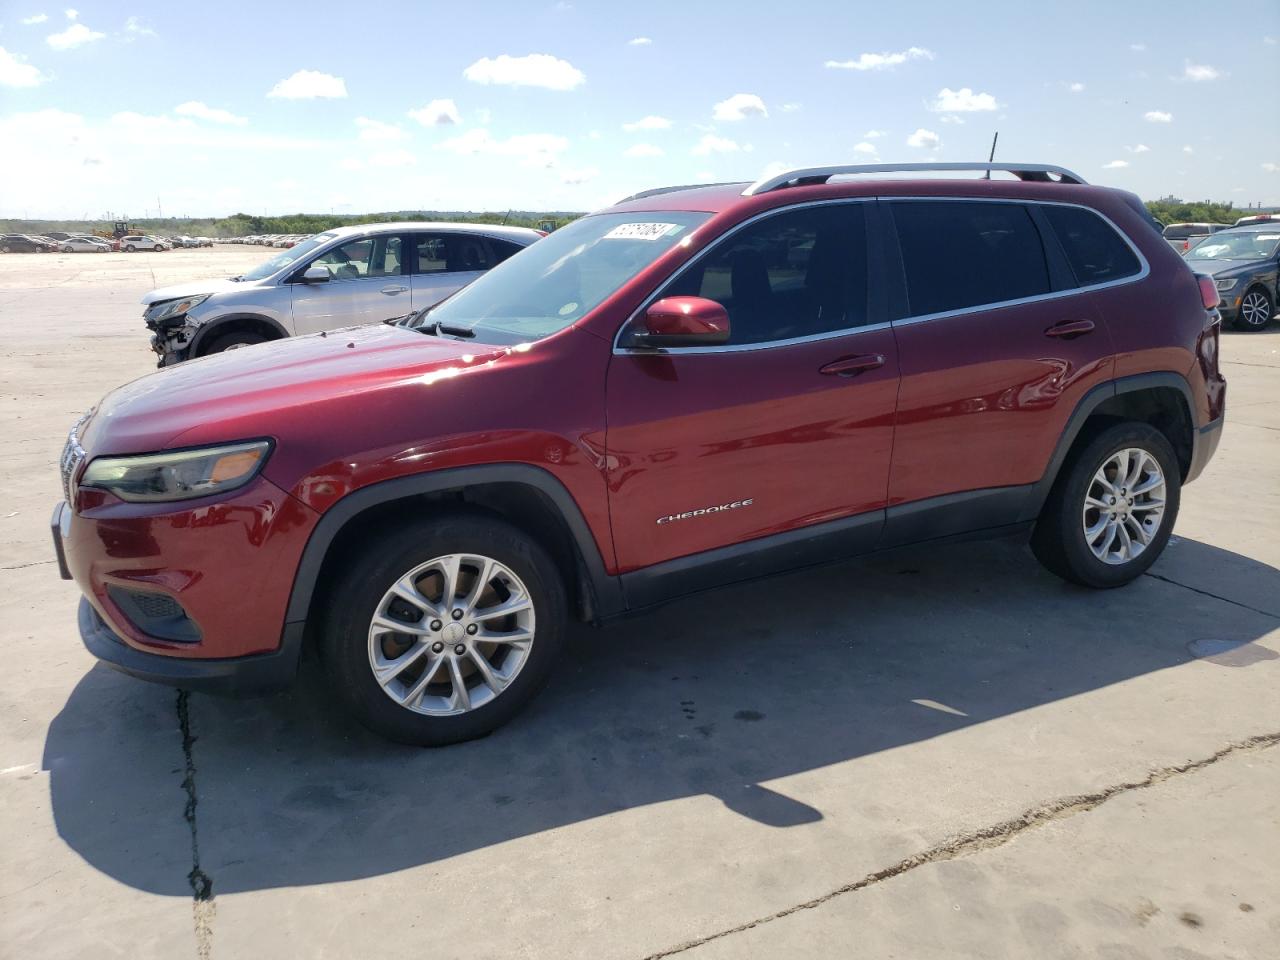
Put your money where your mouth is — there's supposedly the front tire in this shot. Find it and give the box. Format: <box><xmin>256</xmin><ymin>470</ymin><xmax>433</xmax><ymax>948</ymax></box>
<box><xmin>1235</xmin><ymin>287</ymin><xmax>1274</xmax><ymax>331</ymax></box>
<box><xmin>201</xmin><ymin>330</ymin><xmax>268</xmax><ymax>355</ymax></box>
<box><xmin>319</xmin><ymin>514</ymin><xmax>568</xmax><ymax>746</ymax></box>
<box><xmin>1032</xmin><ymin>422</ymin><xmax>1180</xmax><ymax>588</ymax></box>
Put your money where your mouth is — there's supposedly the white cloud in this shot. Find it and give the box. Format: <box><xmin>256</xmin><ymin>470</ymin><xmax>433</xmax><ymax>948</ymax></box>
<box><xmin>1263</xmin><ymin>163</ymin><xmax>1280</xmax><ymax>173</ymax></box>
<box><xmin>863</xmin><ymin>129</ymin><xmax>886</xmax><ymax>139</ymax></box>
<box><xmin>0</xmin><ymin>46</ymin><xmax>47</xmax><ymax>86</ymax></box>
<box><xmin>622</xmin><ymin>115</ymin><xmax>671</xmax><ymax>132</ymax></box>
<box><xmin>560</xmin><ymin>166</ymin><xmax>599</xmax><ymax>184</ymax></box>
<box><xmin>853</xmin><ymin>141</ymin><xmax>878</xmax><ymax>156</ymax></box>
<box><xmin>46</xmin><ymin>21</ymin><xmax>103</xmax><ymax>49</ymax></box>
<box><xmin>1265</xmin><ymin>36</ymin><xmax>1277</xmax><ymax>45</ymax></box>
<box><xmin>1102</xmin><ymin>160</ymin><xmax>1129</xmax><ymax>169</ymax></box>
<box><xmin>940</xmin><ymin>115</ymin><xmax>965</xmax><ymax>124</ymax></box>
<box><xmin>627</xmin><ymin>37</ymin><xmax>651</xmax><ymax>46</ymax></box>
<box><xmin>624</xmin><ymin>143</ymin><xmax>664</xmax><ymax>158</ymax></box>
<box><xmin>1144</xmin><ymin>110</ymin><xmax>1173</xmax><ymax>123</ymax></box>
<box><xmin>437</xmin><ymin>128</ymin><xmax>569</xmax><ymax>167</ymax></box>
<box><xmin>21</xmin><ymin>14</ymin><xmax>49</xmax><ymax>24</ymax></box>
<box><xmin>1068</xmin><ymin>82</ymin><xmax>1085</xmax><ymax>93</ymax></box>
<box><xmin>692</xmin><ymin>133</ymin><xmax>740</xmax><ymax>156</ymax></box>
<box><xmin>1182</xmin><ymin>145</ymin><xmax>1193</xmax><ymax>154</ymax></box>
<box><xmin>1183</xmin><ymin>62</ymin><xmax>1219</xmax><ymax>82</ymax></box>
<box><xmin>825</xmin><ymin>46</ymin><xmax>933</xmax><ymax>71</ymax></box>
<box><xmin>407</xmin><ymin>98</ymin><xmax>460</xmax><ymax>126</ymax></box>
<box><xmin>713</xmin><ymin>93</ymin><xmax>767</xmax><ymax>121</ymax></box>
<box><xmin>463</xmin><ymin>53</ymin><xmax>584</xmax><ymax>90</ymax></box>
<box><xmin>906</xmin><ymin>128</ymin><xmax>941</xmax><ymax>150</ymax></box>
<box><xmin>929</xmin><ymin>87</ymin><xmax>998</xmax><ymax>112</ymax></box>
<box><xmin>1130</xmin><ymin>42</ymin><xmax>1146</xmax><ymax>52</ymax></box>
<box><xmin>268</xmin><ymin>69</ymin><xmax>347</xmax><ymax>99</ymax></box>
<box><xmin>1124</xmin><ymin>144</ymin><xmax>1150</xmax><ymax>154</ymax></box>
<box><xmin>355</xmin><ymin>116</ymin><xmax>407</xmax><ymax>141</ymax></box>
<box><xmin>64</xmin><ymin>8</ymin><xmax>77</xmax><ymax>19</ymax></box>
<box><xmin>123</xmin><ymin>16</ymin><xmax>156</xmax><ymax>38</ymax></box>
<box><xmin>368</xmin><ymin>149</ymin><xmax>415</xmax><ymax>167</ymax></box>
<box><xmin>781</xmin><ymin>102</ymin><xmax>801</xmax><ymax>112</ymax></box>
<box><xmin>175</xmin><ymin>101</ymin><xmax>247</xmax><ymax>126</ymax></box>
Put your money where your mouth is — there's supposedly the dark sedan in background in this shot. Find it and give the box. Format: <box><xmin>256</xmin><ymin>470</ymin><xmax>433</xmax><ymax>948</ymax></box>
<box><xmin>0</xmin><ymin>233</ymin><xmax>57</xmax><ymax>253</ymax></box>
<box><xmin>1185</xmin><ymin>224</ymin><xmax>1280</xmax><ymax>330</ymax></box>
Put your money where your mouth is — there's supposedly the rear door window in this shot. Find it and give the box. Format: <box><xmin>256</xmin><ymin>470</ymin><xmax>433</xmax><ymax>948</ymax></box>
<box><xmin>412</xmin><ymin>234</ymin><xmax>498</xmax><ymax>274</ymax></box>
<box><xmin>890</xmin><ymin>201</ymin><xmax>1051</xmax><ymax>317</ymax></box>
<box><xmin>1042</xmin><ymin>205</ymin><xmax>1142</xmax><ymax>286</ymax></box>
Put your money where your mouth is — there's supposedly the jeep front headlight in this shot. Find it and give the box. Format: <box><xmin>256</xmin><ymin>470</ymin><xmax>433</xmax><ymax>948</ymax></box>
<box><xmin>80</xmin><ymin>440</ymin><xmax>271</xmax><ymax>503</ymax></box>
<box><xmin>146</xmin><ymin>294</ymin><xmax>211</xmax><ymax>323</ymax></box>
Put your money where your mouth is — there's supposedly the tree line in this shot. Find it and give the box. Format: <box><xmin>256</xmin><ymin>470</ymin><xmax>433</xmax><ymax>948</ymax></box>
<box><xmin>3</xmin><ymin>200</ymin><xmax>1271</xmax><ymax>238</ymax></box>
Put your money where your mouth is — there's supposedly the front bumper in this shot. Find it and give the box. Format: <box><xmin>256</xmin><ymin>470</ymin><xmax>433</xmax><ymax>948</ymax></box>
<box><xmin>78</xmin><ymin>597</ymin><xmax>304</xmax><ymax>696</ymax></box>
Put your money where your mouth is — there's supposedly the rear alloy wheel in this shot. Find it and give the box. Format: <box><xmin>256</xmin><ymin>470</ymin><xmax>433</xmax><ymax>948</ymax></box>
<box><xmin>320</xmin><ymin>515</ymin><xmax>567</xmax><ymax>745</ymax></box>
<box><xmin>1032</xmin><ymin>422</ymin><xmax>1180</xmax><ymax>588</ymax></box>
<box><xmin>125</xmin><ymin>244</ymin><xmax>136</xmax><ymax>252</ymax></box>
<box><xmin>62</xmin><ymin>245</ymin><xmax>74</xmax><ymax>253</ymax></box>
<box><xmin>1236</xmin><ymin>287</ymin><xmax>1274</xmax><ymax>331</ymax></box>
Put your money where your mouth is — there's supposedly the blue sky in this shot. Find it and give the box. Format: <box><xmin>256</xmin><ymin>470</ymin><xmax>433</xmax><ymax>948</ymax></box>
<box><xmin>1</xmin><ymin>0</ymin><xmax>1277</xmax><ymax>218</ymax></box>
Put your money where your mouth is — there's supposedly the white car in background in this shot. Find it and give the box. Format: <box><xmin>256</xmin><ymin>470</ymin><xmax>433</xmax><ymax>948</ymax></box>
<box><xmin>59</xmin><ymin>237</ymin><xmax>111</xmax><ymax>253</ymax></box>
<box><xmin>120</xmin><ymin>235</ymin><xmax>170</xmax><ymax>252</ymax></box>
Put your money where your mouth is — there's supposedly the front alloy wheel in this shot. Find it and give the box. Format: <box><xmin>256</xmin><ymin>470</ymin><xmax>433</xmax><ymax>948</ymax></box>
<box><xmin>320</xmin><ymin>514</ymin><xmax>567</xmax><ymax>745</ymax></box>
<box><xmin>1238</xmin><ymin>289</ymin><xmax>1273</xmax><ymax>330</ymax></box>
<box><xmin>368</xmin><ymin>553</ymin><xmax>535</xmax><ymax>715</ymax></box>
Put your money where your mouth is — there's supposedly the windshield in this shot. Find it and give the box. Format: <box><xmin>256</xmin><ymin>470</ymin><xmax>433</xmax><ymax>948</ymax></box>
<box><xmin>416</xmin><ymin>212</ymin><xmax>711</xmax><ymax>344</ymax></box>
<box><xmin>239</xmin><ymin>232</ymin><xmax>338</xmax><ymax>281</ymax></box>
<box><xmin>1186</xmin><ymin>232</ymin><xmax>1280</xmax><ymax>261</ymax></box>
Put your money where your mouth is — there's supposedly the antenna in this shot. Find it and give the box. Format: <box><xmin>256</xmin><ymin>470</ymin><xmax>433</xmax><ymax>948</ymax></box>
<box><xmin>984</xmin><ymin>132</ymin><xmax>999</xmax><ymax>179</ymax></box>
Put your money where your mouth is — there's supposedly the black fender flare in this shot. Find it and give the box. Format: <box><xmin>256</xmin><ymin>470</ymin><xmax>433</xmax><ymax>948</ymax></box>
<box><xmin>1020</xmin><ymin>371</ymin><xmax>1197</xmax><ymax>522</ymax></box>
<box><xmin>282</xmin><ymin>463</ymin><xmax>624</xmax><ymax>630</ymax></box>
<box><xmin>188</xmin><ymin>313</ymin><xmax>289</xmax><ymax>355</ymax></box>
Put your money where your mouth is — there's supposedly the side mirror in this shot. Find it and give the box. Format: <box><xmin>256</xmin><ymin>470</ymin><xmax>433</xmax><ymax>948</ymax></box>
<box><xmin>631</xmin><ymin>296</ymin><xmax>730</xmax><ymax>348</ymax></box>
<box><xmin>300</xmin><ymin>265</ymin><xmax>330</xmax><ymax>283</ymax></box>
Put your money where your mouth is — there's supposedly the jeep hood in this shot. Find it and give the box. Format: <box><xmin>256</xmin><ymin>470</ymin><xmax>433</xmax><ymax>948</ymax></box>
<box><xmin>141</xmin><ymin>277</ymin><xmax>256</xmax><ymax>306</ymax></box>
<box><xmin>78</xmin><ymin>324</ymin><xmax>519</xmax><ymax>455</ymax></box>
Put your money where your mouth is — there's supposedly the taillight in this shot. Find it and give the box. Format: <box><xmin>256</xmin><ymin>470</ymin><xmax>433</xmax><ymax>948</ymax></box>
<box><xmin>1182</xmin><ymin>240</ymin><xmax>1190</xmax><ymax>252</ymax></box>
<box><xmin>1196</xmin><ymin>274</ymin><xmax>1219</xmax><ymax>310</ymax></box>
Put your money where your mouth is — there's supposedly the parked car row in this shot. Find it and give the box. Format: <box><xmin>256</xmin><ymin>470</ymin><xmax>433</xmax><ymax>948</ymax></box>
<box><xmin>0</xmin><ymin>232</ymin><xmax>220</xmax><ymax>253</ymax></box>
<box><xmin>53</xmin><ymin>161</ymin><xmax>1232</xmax><ymax>746</ymax></box>
<box><xmin>220</xmin><ymin>234</ymin><xmax>314</xmax><ymax>247</ymax></box>
<box><xmin>1</xmin><ymin>233</ymin><xmax>112</xmax><ymax>253</ymax></box>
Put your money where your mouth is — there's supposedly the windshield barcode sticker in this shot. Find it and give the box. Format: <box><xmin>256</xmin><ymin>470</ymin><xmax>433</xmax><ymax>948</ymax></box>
<box><xmin>604</xmin><ymin>222</ymin><xmax>680</xmax><ymax>241</ymax></box>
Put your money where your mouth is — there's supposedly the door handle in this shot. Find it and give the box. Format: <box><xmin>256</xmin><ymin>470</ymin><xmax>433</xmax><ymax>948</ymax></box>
<box><xmin>819</xmin><ymin>353</ymin><xmax>886</xmax><ymax>377</ymax></box>
<box><xmin>1044</xmin><ymin>319</ymin><xmax>1095</xmax><ymax>339</ymax></box>
<box><xmin>380</xmin><ymin>285</ymin><xmax>409</xmax><ymax>295</ymax></box>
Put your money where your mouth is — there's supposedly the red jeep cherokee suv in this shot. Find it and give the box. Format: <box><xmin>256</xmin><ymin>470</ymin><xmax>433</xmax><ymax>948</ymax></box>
<box><xmin>53</xmin><ymin>163</ymin><xmax>1226</xmax><ymax>745</ymax></box>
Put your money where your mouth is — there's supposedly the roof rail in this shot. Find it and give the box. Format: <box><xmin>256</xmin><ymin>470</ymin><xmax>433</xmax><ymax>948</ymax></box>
<box><xmin>741</xmin><ymin>162</ymin><xmax>1088</xmax><ymax>196</ymax></box>
<box><xmin>617</xmin><ymin>182</ymin><xmax>738</xmax><ymax>203</ymax></box>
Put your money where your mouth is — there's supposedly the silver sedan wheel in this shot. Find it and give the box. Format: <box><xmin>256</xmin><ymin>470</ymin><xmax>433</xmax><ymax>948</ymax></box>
<box><xmin>1082</xmin><ymin>448</ymin><xmax>1166</xmax><ymax>565</ymax></box>
<box><xmin>1240</xmin><ymin>291</ymin><xmax>1272</xmax><ymax>327</ymax></box>
<box><xmin>367</xmin><ymin>553</ymin><xmax>535</xmax><ymax>716</ymax></box>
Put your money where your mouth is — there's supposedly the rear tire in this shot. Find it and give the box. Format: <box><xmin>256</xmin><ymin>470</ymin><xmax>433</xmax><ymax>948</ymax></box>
<box><xmin>201</xmin><ymin>330</ymin><xmax>268</xmax><ymax>355</ymax></box>
<box><xmin>319</xmin><ymin>514</ymin><xmax>568</xmax><ymax>746</ymax></box>
<box><xmin>1031</xmin><ymin>422</ymin><xmax>1180</xmax><ymax>588</ymax></box>
<box><xmin>62</xmin><ymin>245</ymin><xmax>73</xmax><ymax>253</ymax></box>
<box><xmin>1235</xmin><ymin>287</ymin><xmax>1273</xmax><ymax>331</ymax></box>
<box><xmin>125</xmin><ymin>244</ymin><xmax>136</xmax><ymax>252</ymax></box>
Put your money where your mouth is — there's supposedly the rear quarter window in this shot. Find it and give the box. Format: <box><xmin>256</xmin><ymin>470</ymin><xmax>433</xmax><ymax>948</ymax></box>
<box><xmin>1043</xmin><ymin>206</ymin><xmax>1142</xmax><ymax>286</ymax></box>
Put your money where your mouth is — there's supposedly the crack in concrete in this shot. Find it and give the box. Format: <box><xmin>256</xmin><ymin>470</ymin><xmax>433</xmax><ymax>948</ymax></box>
<box><xmin>1144</xmin><ymin>571</ymin><xmax>1280</xmax><ymax>619</ymax></box>
<box><xmin>0</xmin><ymin>559</ymin><xmax>57</xmax><ymax>571</ymax></box>
<box><xmin>176</xmin><ymin>691</ymin><xmax>215</xmax><ymax>960</ymax></box>
<box><xmin>639</xmin><ymin>732</ymin><xmax>1280</xmax><ymax>960</ymax></box>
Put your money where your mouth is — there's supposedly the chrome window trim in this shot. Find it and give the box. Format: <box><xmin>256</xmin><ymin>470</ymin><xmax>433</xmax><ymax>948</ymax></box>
<box><xmin>612</xmin><ymin>198</ymin><xmax>878</xmax><ymax>356</ymax></box>
<box><xmin>611</xmin><ymin>196</ymin><xmax>1150</xmax><ymax>355</ymax></box>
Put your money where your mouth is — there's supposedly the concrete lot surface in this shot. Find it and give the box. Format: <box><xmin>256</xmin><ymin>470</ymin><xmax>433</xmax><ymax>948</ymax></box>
<box><xmin>1</xmin><ymin>249</ymin><xmax>1277</xmax><ymax>959</ymax></box>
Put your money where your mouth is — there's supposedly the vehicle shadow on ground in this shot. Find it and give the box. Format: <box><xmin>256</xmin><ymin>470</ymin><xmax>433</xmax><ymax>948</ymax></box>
<box><xmin>43</xmin><ymin>535</ymin><xmax>1280</xmax><ymax>896</ymax></box>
